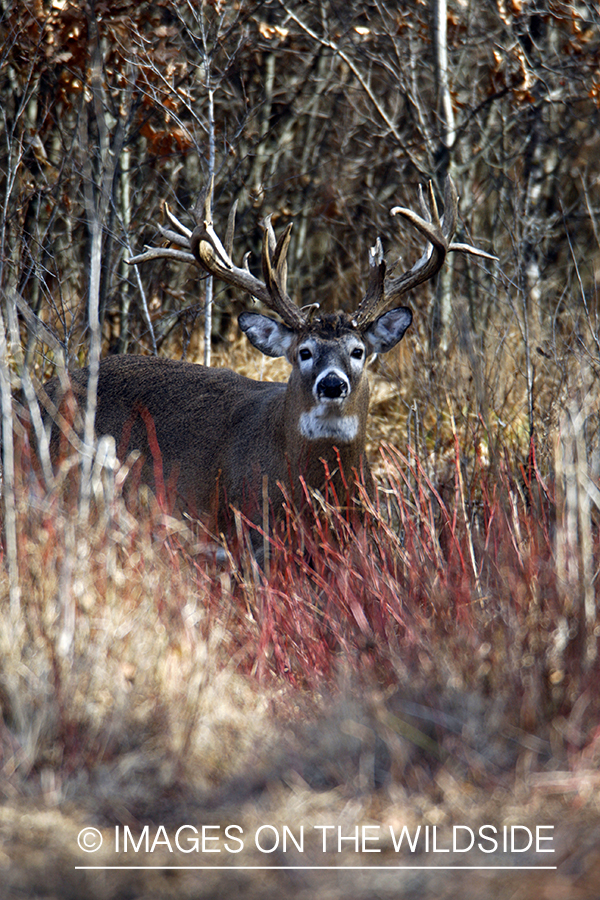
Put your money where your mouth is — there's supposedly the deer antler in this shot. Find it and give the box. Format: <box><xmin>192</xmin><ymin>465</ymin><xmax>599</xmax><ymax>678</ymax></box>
<box><xmin>352</xmin><ymin>177</ymin><xmax>496</xmax><ymax>327</ymax></box>
<box><xmin>190</xmin><ymin>179</ymin><xmax>308</xmax><ymax>330</ymax></box>
<box><xmin>126</xmin><ymin>201</ymin><xmax>197</xmax><ymax>267</ymax></box>
<box><xmin>128</xmin><ymin>176</ymin><xmax>494</xmax><ymax>333</ymax></box>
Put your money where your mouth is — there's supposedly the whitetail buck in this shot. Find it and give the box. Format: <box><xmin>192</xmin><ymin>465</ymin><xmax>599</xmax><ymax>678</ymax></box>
<box><xmin>48</xmin><ymin>178</ymin><xmax>491</xmax><ymax>543</ymax></box>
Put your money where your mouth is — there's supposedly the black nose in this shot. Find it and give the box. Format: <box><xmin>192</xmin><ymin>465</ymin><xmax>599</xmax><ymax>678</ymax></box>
<box><xmin>317</xmin><ymin>372</ymin><xmax>348</xmax><ymax>399</ymax></box>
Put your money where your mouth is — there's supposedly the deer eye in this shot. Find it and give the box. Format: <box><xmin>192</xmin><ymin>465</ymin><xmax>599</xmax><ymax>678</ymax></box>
<box><xmin>298</xmin><ymin>347</ymin><xmax>312</xmax><ymax>362</ymax></box>
<box><xmin>351</xmin><ymin>347</ymin><xmax>364</xmax><ymax>360</ymax></box>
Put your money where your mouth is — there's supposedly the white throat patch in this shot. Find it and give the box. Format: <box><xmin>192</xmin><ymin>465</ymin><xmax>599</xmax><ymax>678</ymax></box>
<box><xmin>299</xmin><ymin>408</ymin><xmax>359</xmax><ymax>443</ymax></box>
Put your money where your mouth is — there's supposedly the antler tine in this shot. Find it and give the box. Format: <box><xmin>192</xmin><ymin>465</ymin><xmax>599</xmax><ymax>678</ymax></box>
<box><xmin>272</xmin><ymin>220</ymin><xmax>292</xmax><ymax>292</ymax></box>
<box><xmin>260</xmin><ymin>216</ymin><xmax>306</xmax><ymax>329</ymax></box>
<box><xmin>225</xmin><ymin>198</ymin><xmax>238</xmax><ymax>259</ymax></box>
<box><xmin>352</xmin><ymin>238</ymin><xmax>386</xmax><ymax>328</ymax></box>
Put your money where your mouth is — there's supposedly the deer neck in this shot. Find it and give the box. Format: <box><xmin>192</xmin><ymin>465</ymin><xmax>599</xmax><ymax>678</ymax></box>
<box><xmin>281</xmin><ymin>378</ymin><xmax>369</xmax><ymax>492</ymax></box>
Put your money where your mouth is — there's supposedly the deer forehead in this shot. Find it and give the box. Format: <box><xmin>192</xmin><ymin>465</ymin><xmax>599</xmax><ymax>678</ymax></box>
<box><xmin>294</xmin><ymin>331</ymin><xmax>366</xmax><ymax>370</ymax></box>
<box><xmin>294</xmin><ymin>313</ymin><xmax>366</xmax><ymax>358</ymax></box>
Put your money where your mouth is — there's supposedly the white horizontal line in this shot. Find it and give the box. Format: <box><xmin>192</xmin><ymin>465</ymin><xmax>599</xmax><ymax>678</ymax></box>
<box><xmin>75</xmin><ymin>865</ymin><xmax>558</xmax><ymax>871</ymax></box>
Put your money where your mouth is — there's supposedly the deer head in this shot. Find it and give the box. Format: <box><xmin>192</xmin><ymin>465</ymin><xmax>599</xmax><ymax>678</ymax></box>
<box><xmin>187</xmin><ymin>177</ymin><xmax>482</xmax><ymax>457</ymax></box>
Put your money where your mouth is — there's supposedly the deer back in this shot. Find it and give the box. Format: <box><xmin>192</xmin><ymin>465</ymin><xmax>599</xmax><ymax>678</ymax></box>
<box><xmin>50</xmin><ymin>354</ymin><xmax>294</xmax><ymax>521</ymax></box>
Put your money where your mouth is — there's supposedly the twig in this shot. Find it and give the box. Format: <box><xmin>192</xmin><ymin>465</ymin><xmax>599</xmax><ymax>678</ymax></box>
<box><xmin>0</xmin><ymin>305</ymin><xmax>20</xmax><ymax>614</ymax></box>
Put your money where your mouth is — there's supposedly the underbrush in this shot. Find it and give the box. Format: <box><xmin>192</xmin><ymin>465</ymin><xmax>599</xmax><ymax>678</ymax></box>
<box><xmin>1</xmin><ymin>418</ymin><xmax>599</xmax><ymax>819</ymax></box>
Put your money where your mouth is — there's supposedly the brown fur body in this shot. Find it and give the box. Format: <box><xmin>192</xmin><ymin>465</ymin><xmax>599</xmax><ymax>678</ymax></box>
<box><xmin>50</xmin><ymin>345</ymin><xmax>375</xmax><ymax>530</ymax></box>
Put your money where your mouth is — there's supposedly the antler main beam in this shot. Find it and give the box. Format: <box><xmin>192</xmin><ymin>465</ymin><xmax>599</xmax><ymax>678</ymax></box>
<box><xmin>353</xmin><ymin>177</ymin><xmax>496</xmax><ymax>327</ymax></box>
<box><xmin>389</xmin><ymin>178</ymin><xmax>497</xmax><ymax>286</ymax></box>
<box><xmin>127</xmin><ymin>181</ymin><xmax>309</xmax><ymax>331</ymax></box>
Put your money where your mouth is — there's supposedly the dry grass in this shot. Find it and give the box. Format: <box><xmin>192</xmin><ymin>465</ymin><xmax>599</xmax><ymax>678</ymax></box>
<box><xmin>1</xmin><ymin>315</ymin><xmax>600</xmax><ymax>899</ymax></box>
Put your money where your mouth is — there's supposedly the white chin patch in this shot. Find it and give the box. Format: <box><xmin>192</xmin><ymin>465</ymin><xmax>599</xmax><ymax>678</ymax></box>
<box><xmin>299</xmin><ymin>409</ymin><xmax>359</xmax><ymax>442</ymax></box>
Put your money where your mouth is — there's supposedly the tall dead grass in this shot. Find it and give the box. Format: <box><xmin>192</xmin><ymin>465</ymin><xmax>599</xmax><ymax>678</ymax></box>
<box><xmin>1</xmin><ymin>306</ymin><xmax>600</xmax><ymax>898</ymax></box>
<box><xmin>1</xmin><ymin>381</ymin><xmax>599</xmax><ymax>785</ymax></box>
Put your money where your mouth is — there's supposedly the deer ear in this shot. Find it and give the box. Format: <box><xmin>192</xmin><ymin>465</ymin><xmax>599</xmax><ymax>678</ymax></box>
<box><xmin>239</xmin><ymin>312</ymin><xmax>296</xmax><ymax>358</ymax></box>
<box><xmin>363</xmin><ymin>307</ymin><xmax>412</xmax><ymax>355</ymax></box>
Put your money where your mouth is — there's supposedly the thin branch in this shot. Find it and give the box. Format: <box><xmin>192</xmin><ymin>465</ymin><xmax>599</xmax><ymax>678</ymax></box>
<box><xmin>278</xmin><ymin>2</ymin><xmax>405</xmax><ymax>146</ymax></box>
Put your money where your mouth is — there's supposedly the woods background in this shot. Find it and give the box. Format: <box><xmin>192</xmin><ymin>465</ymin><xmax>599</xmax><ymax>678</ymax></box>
<box><xmin>4</xmin><ymin>1</ymin><xmax>600</xmax><ymax>374</ymax></box>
